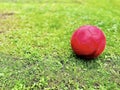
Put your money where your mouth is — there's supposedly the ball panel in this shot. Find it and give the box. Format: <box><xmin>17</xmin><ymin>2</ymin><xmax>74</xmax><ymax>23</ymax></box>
<box><xmin>94</xmin><ymin>36</ymin><xmax>106</xmax><ymax>57</ymax></box>
<box><xmin>88</xmin><ymin>25</ymin><xmax>102</xmax><ymax>35</ymax></box>
<box><xmin>77</xmin><ymin>28</ymin><xmax>91</xmax><ymax>43</ymax></box>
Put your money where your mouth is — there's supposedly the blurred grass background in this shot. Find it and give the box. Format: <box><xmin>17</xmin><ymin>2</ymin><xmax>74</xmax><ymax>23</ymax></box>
<box><xmin>0</xmin><ymin>0</ymin><xmax>120</xmax><ymax>89</ymax></box>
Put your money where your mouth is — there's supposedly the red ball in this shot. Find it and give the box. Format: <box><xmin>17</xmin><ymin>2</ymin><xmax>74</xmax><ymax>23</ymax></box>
<box><xmin>71</xmin><ymin>25</ymin><xmax>106</xmax><ymax>58</ymax></box>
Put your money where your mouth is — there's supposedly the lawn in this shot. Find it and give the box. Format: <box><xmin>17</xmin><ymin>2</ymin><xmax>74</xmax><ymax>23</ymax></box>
<box><xmin>0</xmin><ymin>0</ymin><xmax>120</xmax><ymax>89</ymax></box>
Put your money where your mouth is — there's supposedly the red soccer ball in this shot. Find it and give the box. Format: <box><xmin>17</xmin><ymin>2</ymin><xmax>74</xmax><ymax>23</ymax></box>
<box><xmin>71</xmin><ymin>25</ymin><xmax>106</xmax><ymax>58</ymax></box>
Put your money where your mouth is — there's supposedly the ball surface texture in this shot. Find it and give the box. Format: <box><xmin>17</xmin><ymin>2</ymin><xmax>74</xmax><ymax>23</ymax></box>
<box><xmin>71</xmin><ymin>25</ymin><xmax>106</xmax><ymax>58</ymax></box>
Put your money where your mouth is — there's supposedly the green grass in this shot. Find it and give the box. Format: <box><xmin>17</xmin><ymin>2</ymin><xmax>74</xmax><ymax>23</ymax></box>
<box><xmin>0</xmin><ymin>0</ymin><xmax>120</xmax><ymax>89</ymax></box>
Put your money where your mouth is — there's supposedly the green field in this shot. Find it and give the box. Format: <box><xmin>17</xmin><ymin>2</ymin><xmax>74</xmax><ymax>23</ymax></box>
<box><xmin>0</xmin><ymin>0</ymin><xmax>120</xmax><ymax>89</ymax></box>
